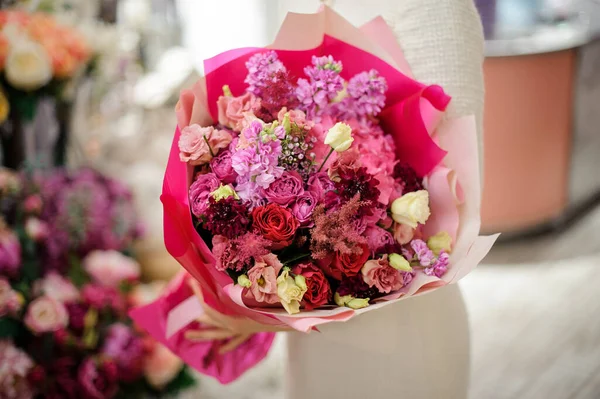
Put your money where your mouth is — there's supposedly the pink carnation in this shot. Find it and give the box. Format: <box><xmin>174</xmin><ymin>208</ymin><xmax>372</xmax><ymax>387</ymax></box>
<box><xmin>178</xmin><ymin>124</ymin><xmax>232</xmax><ymax>165</ymax></box>
<box><xmin>245</xmin><ymin>253</ymin><xmax>283</xmax><ymax>304</ymax></box>
<box><xmin>83</xmin><ymin>250</ymin><xmax>140</xmax><ymax>287</ymax></box>
<box><xmin>217</xmin><ymin>92</ymin><xmax>261</xmax><ymax>132</ymax></box>
<box><xmin>361</xmin><ymin>256</ymin><xmax>403</xmax><ymax>294</ymax></box>
<box><xmin>24</xmin><ymin>296</ymin><xmax>68</xmax><ymax>334</ymax></box>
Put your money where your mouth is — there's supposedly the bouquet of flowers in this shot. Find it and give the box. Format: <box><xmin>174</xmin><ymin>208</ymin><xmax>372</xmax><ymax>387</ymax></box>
<box><xmin>0</xmin><ymin>168</ymin><xmax>195</xmax><ymax>399</ymax></box>
<box><xmin>131</xmin><ymin>7</ymin><xmax>499</xmax><ymax>383</ymax></box>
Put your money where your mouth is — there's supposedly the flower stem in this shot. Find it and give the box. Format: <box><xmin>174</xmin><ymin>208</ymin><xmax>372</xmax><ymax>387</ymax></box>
<box><xmin>282</xmin><ymin>252</ymin><xmax>310</xmax><ymax>266</ymax></box>
<box><xmin>203</xmin><ymin>135</ymin><xmax>215</xmax><ymax>157</ymax></box>
<box><xmin>317</xmin><ymin>148</ymin><xmax>334</xmax><ymax>173</ymax></box>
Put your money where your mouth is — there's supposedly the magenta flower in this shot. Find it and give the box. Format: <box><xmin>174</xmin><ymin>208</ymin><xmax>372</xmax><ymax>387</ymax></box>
<box><xmin>102</xmin><ymin>324</ymin><xmax>144</xmax><ymax>382</ymax></box>
<box><xmin>296</xmin><ymin>55</ymin><xmax>344</xmax><ymax>119</ymax></box>
<box><xmin>188</xmin><ymin>173</ymin><xmax>220</xmax><ymax>218</ymax></box>
<box><xmin>77</xmin><ymin>358</ymin><xmax>118</xmax><ymax>399</ymax></box>
<box><xmin>210</xmin><ymin>150</ymin><xmax>237</xmax><ymax>184</ymax></box>
<box><xmin>365</xmin><ymin>226</ymin><xmax>395</xmax><ymax>254</ymax></box>
<box><xmin>291</xmin><ymin>191</ymin><xmax>317</xmax><ymax>226</ymax></box>
<box><xmin>306</xmin><ymin>172</ymin><xmax>335</xmax><ymax>202</ymax></box>
<box><xmin>245</xmin><ymin>51</ymin><xmax>287</xmax><ymax>98</ymax></box>
<box><xmin>343</xmin><ymin>69</ymin><xmax>387</xmax><ymax>118</ymax></box>
<box><xmin>410</xmin><ymin>239</ymin><xmax>435</xmax><ymax>267</ymax></box>
<box><xmin>204</xmin><ymin>197</ymin><xmax>250</xmax><ymax>239</ymax></box>
<box><xmin>261</xmin><ymin>171</ymin><xmax>304</xmax><ymax>206</ymax></box>
<box><xmin>425</xmin><ymin>251</ymin><xmax>450</xmax><ymax>278</ymax></box>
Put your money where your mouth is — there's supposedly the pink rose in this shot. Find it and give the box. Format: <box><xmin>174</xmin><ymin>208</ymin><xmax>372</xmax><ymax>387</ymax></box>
<box><xmin>365</xmin><ymin>226</ymin><xmax>395</xmax><ymax>254</ymax></box>
<box><xmin>291</xmin><ymin>191</ymin><xmax>317</xmax><ymax>226</ymax></box>
<box><xmin>83</xmin><ymin>250</ymin><xmax>140</xmax><ymax>287</ymax></box>
<box><xmin>306</xmin><ymin>172</ymin><xmax>334</xmax><ymax>202</ymax></box>
<box><xmin>23</xmin><ymin>194</ymin><xmax>42</xmax><ymax>214</ymax></box>
<box><xmin>189</xmin><ymin>172</ymin><xmax>220</xmax><ymax>218</ymax></box>
<box><xmin>217</xmin><ymin>92</ymin><xmax>261</xmax><ymax>132</ymax></box>
<box><xmin>24</xmin><ymin>296</ymin><xmax>68</xmax><ymax>333</ymax></box>
<box><xmin>361</xmin><ymin>256</ymin><xmax>403</xmax><ymax>294</ymax></box>
<box><xmin>277</xmin><ymin>107</ymin><xmax>314</xmax><ymax>130</ymax></box>
<box><xmin>35</xmin><ymin>272</ymin><xmax>79</xmax><ymax>303</ymax></box>
<box><xmin>178</xmin><ymin>124</ymin><xmax>232</xmax><ymax>165</ymax></box>
<box><xmin>261</xmin><ymin>171</ymin><xmax>304</xmax><ymax>206</ymax></box>
<box><xmin>210</xmin><ymin>150</ymin><xmax>237</xmax><ymax>184</ymax></box>
<box><xmin>143</xmin><ymin>343</ymin><xmax>184</xmax><ymax>389</ymax></box>
<box><xmin>0</xmin><ymin>278</ymin><xmax>21</xmax><ymax>316</ymax></box>
<box><xmin>393</xmin><ymin>222</ymin><xmax>415</xmax><ymax>245</ymax></box>
<box><xmin>245</xmin><ymin>253</ymin><xmax>283</xmax><ymax>304</ymax></box>
<box><xmin>24</xmin><ymin>218</ymin><xmax>48</xmax><ymax>241</ymax></box>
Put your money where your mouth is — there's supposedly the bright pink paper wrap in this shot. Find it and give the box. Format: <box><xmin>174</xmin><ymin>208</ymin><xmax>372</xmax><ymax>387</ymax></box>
<box><xmin>131</xmin><ymin>6</ymin><xmax>498</xmax><ymax>384</ymax></box>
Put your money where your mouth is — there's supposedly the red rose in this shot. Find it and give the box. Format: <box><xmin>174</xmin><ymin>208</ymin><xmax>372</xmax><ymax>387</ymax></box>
<box><xmin>318</xmin><ymin>244</ymin><xmax>370</xmax><ymax>280</ymax></box>
<box><xmin>292</xmin><ymin>262</ymin><xmax>332</xmax><ymax>310</ymax></box>
<box><xmin>251</xmin><ymin>203</ymin><xmax>299</xmax><ymax>249</ymax></box>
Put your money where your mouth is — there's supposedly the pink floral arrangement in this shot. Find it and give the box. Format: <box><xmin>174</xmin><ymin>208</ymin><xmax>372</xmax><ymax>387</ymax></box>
<box><xmin>131</xmin><ymin>7</ymin><xmax>498</xmax><ymax>384</ymax></box>
<box><xmin>0</xmin><ymin>168</ymin><xmax>195</xmax><ymax>399</ymax></box>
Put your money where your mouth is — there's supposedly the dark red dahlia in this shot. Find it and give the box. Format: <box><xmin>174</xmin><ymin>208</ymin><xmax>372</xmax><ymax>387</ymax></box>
<box><xmin>393</xmin><ymin>162</ymin><xmax>423</xmax><ymax>193</ymax></box>
<box><xmin>336</xmin><ymin>167</ymin><xmax>380</xmax><ymax>205</ymax></box>
<box><xmin>256</xmin><ymin>70</ymin><xmax>298</xmax><ymax>121</ymax></box>
<box><xmin>337</xmin><ymin>274</ymin><xmax>379</xmax><ymax>299</ymax></box>
<box><xmin>204</xmin><ymin>197</ymin><xmax>250</xmax><ymax>239</ymax></box>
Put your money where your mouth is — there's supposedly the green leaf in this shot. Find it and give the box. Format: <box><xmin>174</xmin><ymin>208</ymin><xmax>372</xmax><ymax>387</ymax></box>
<box><xmin>162</xmin><ymin>366</ymin><xmax>197</xmax><ymax>396</ymax></box>
<box><xmin>0</xmin><ymin>318</ymin><xmax>21</xmax><ymax>339</ymax></box>
<box><xmin>68</xmin><ymin>254</ymin><xmax>89</xmax><ymax>288</ymax></box>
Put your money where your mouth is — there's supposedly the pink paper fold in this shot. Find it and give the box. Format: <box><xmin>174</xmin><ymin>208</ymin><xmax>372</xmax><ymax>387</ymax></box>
<box><xmin>129</xmin><ymin>272</ymin><xmax>276</xmax><ymax>384</ymax></box>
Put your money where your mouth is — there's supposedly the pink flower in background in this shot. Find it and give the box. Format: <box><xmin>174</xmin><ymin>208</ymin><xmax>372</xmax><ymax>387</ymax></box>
<box><xmin>189</xmin><ymin>172</ymin><xmax>220</xmax><ymax>218</ymax></box>
<box><xmin>0</xmin><ymin>228</ymin><xmax>21</xmax><ymax>277</ymax></box>
<box><xmin>143</xmin><ymin>343</ymin><xmax>183</xmax><ymax>389</ymax></box>
<box><xmin>81</xmin><ymin>285</ymin><xmax>125</xmax><ymax>313</ymax></box>
<box><xmin>77</xmin><ymin>358</ymin><xmax>118</xmax><ymax>399</ymax></box>
<box><xmin>102</xmin><ymin>324</ymin><xmax>144</xmax><ymax>382</ymax></box>
<box><xmin>24</xmin><ymin>296</ymin><xmax>68</xmax><ymax>333</ymax></box>
<box><xmin>361</xmin><ymin>257</ymin><xmax>403</xmax><ymax>294</ymax></box>
<box><xmin>246</xmin><ymin>254</ymin><xmax>283</xmax><ymax>304</ymax></box>
<box><xmin>23</xmin><ymin>194</ymin><xmax>42</xmax><ymax>214</ymax></box>
<box><xmin>178</xmin><ymin>125</ymin><xmax>232</xmax><ymax>165</ymax></box>
<box><xmin>210</xmin><ymin>150</ymin><xmax>237</xmax><ymax>185</ymax></box>
<box><xmin>0</xmin><ymin>278</ymin><xmax>21</xmax><ymax>316</ymax></box>
<box><xmin>0</xmin><ymin>340</ymin><xmax>34</xmax><ymax>399</ymax></box>
<box><xmin>24</xmin><ymin>218</ymin><xmax>48</xmax><ymax>241</ymax></box>
<box><xmin>261</xmin><ymin>171</ymin><xmax>304</xmax><ymax>206</ymax></box>
<box><xmin>35</xmin><ymin>272</ymin><xmax>79</xmax><ymax>303</ymax></box>
<box><xmin>83</xmin><ymin>250</ymin><xmax>140</xmax><ymax>287</ymax></box>
<box><xmin>217</xmin><ymin>92</ymin><xmax>261</xmax><ymax>131</ymax></box>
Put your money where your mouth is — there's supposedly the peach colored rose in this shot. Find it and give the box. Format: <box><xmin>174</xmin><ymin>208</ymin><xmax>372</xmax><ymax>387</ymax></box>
<box><xmin>361</xmin><ymin>256</ymin><xmax>403</xmax><ymax>294</ymax></box>
<box><xmin>178</xmin><ymin>124</ymin><xmax>232</xmax><ymax>166</ymax></box>
<box><xmin>245</xmin><ymin>253</ymin><xmax>283</xmax><ymax>304</ymax></box>
<box><xmin>393</xmin><ymin>222</ymin><xmax>415</xmax><ymax>245</ymax></box>
<box><xmin>24</xmin><ymin>295</ymin><xmax>68</xmax><ymax>333</ymax></box>
<box><xmin>83</xmin><ymin>250</ymin><xmax>140</xmax><ymax>287</ymax></box>
<box><xmin>143</xmin><ymin>343</ymin><xmax>183</xmax><ymax>389</ymax></box>
<box><xmin>217</xmin><ymin>92</ymin><xmax>260</xmax><ymax>132</ymax></box>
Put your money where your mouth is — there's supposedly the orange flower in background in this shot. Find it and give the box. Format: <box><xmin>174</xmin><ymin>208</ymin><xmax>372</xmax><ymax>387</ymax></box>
<box><xmin>0</xmin><ymin>34</ymin><xmax>8</xmax><ymax>70</ymax></box>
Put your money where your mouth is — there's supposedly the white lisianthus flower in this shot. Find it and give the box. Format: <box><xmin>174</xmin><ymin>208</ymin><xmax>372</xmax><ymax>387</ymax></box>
<box><xmin>5</xmin><ymin>40</ymin><xmax>52</xmax><ymax>91</ymax></box>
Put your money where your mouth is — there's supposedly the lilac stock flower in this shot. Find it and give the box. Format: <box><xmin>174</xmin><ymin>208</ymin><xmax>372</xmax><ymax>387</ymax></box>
<box><xmin>410</xmin><ymin>239</ymin><xmax>435</xmax><ymax>267</ymax></box>
<box><xmin>296</xmin><ymin>55</ymin><xmax>344</xmax><ymax>118</ymax></box>
<box><xmin>425</xmin><ymin>251</ymin><xmax>449</xmax><ymax>278</ymax></box>
<box><xmin>343</xmin><ymin>69</ymin><xmax>387</xmax><ymax>118</ymax></box>
<box><xmin>245</xmin><ymin>51</ymin><xmax>287</xmax><ymax>98</ymax></box>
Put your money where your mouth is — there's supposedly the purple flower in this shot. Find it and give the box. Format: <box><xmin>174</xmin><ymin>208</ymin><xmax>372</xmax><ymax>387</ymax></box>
<box><xmin>0</xmin><ymin>229</ymin><xmax>20</xmax><ymax>278</ymax></box>
<box><xmin>402</xmin><ymin>271</ymin><xmax>415</xmax><ymax>286</ymax></box>
<box><xmin>296</xmin><ymin>55</ymin><xmax>344</xmax><ymax>119</ymax></box>
<box><xmin>307</xmin><ymin>172</ymin><xmax>335</xmax><ymax>202</ymax></box>
<box><xmin>189</xmin><ymin>173</ymin><xmax>220</xmax><ymax>218</ymax></box>
<box><xmin>245</xmin><ymin>51</ymin><xmax>287</xmax><ymax>98</ymax></box>
<box><xmin>0</xmin><ymin>340</ymin><xmax>34</xmax><ymax>399</ymax></box>
<box><xmin>425</xmin><ymin>251</ymin><xmax>449</xmax><ymax>278</ymax></box>
<box><xmin>261</xmin><ymin>171</ymin><xmax>304</xmax><ymax>206</ymax></box>
<box><xmin>340</xmin><ymin>69</ymin><xmax>387</xmax><ymax>118</ymax></box>
<box><xmin>77</xmin><ymin>358</ymin><xmax>118</xmax><ymax>399</ymax></box>
<box><xmin>291</xmin><ymin>191</ymin><xmax>317</xmax><ymax>226</ymax></box>
<box><xmin>410</xmin><ymin>239</ymin><xmax>435</xmax><ymax>267</ymax></box>
<box><xmin>365</xmin><ymin>226</ymin><xmax>394</xmax><ymax>254</ymax></box>
<box><xmin>102</xmin><ymin>324</ymin><xmax>144</xmax><ymax>382</ymax></box>
<box><xmin>210</xmin><ymin>150</ymin><xmax>237</xmax><ymax>185</ymax></box>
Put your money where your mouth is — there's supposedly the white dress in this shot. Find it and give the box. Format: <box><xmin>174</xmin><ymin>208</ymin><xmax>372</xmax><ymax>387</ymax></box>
<box><xmin>285</xmin><ymin>0</ymin><xmax>485</xmax><ymax>398</ymax></box>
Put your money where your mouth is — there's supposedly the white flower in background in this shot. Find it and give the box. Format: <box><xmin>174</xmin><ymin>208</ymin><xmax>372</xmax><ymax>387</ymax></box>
<box><xmin>5</xmin><ymin>40</ymin><xmax>52</xmax><ymax>91</ymax></box>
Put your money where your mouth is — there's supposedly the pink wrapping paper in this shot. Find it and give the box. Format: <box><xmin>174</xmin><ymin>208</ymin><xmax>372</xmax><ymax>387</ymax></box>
<box><xmin>131</xmin><ymin>6</ymin><xmax>498</xmax><ymax>384</ymax></box>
